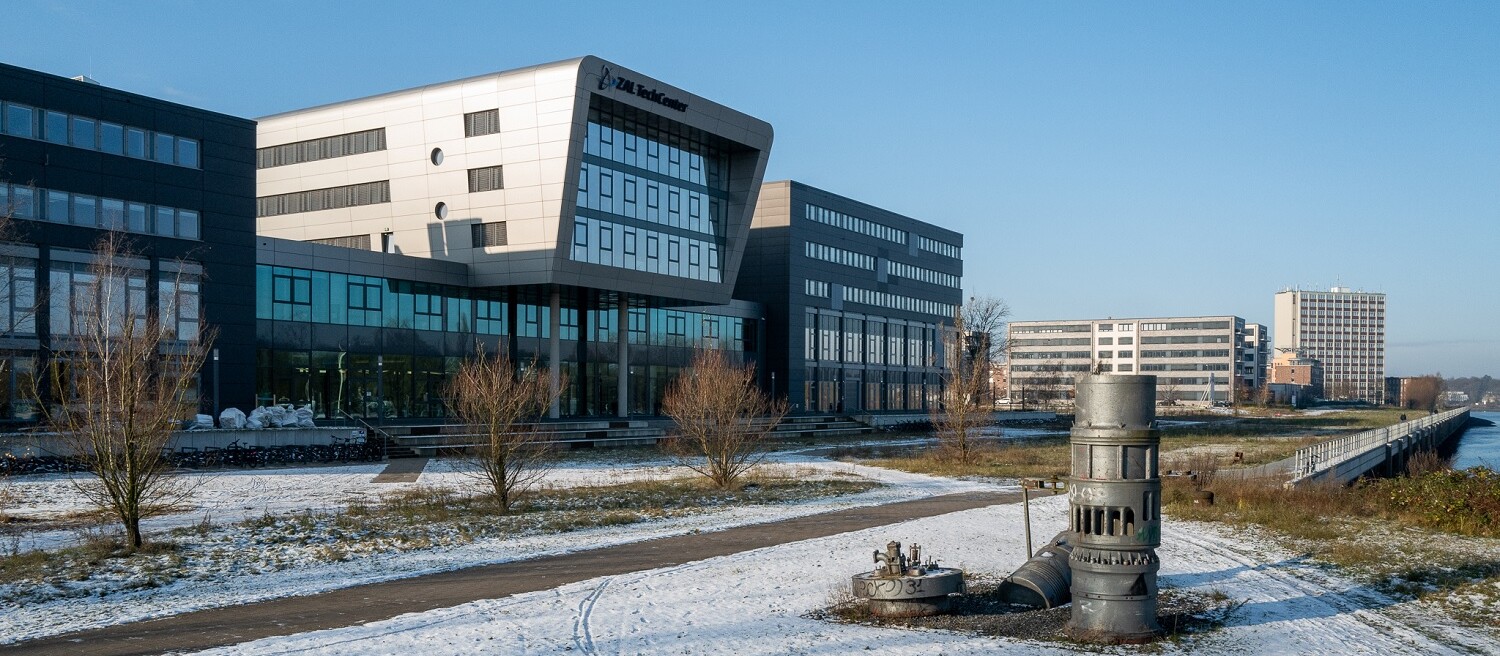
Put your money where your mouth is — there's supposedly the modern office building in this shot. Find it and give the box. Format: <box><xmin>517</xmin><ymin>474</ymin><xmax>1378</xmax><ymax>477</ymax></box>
<box><xmin>253</xmin><ymin>56</ymin><xmax>774</xmax><ymax>418</ymax></box>
<box><xmin>733</xmin><ymin>181</ymin><xmax>963</xmax><ymax>414</ymax></box>
<box><xmin>1007</xmin><ymin>316</ymin><xmax>1266</xmax><ymax>405</ymax></box>
<box><xmin>0</xmin><ymin>63</ymin><xmax>257</xmax><ymax>421</ymax></box>
<box><xmin>1273</xmin><ymin>287</ymin><xmax>1386</xmax><ymax>403</ymax></box>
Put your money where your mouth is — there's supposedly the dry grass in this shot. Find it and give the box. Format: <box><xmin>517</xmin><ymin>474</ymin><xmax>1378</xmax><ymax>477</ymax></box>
<box><xmin>851</xmin><ymin>438</ymin><xmax>1071</xmax><ymax>481</ymax></box>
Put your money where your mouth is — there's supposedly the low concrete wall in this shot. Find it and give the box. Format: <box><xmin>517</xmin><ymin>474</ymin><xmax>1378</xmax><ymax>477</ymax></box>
<box><xmin>1</xmin><ymin>427</ymin><xmax>369</xmax><ymax>458</ymax></box>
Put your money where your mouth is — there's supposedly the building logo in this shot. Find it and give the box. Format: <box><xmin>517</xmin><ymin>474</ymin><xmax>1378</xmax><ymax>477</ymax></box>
<box><xmin>597</xmin><ymin>64</ymin><xmax>689</xmax><ymax>113</ymax></box>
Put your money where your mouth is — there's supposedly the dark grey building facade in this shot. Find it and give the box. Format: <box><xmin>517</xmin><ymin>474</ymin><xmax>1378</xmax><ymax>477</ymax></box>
<box><xmin>734</xmin><ymin>181</ymin><xmax>963</xmax><ymax>414</ymax></box>
<box><xmin>0</xmin><ymin>63</ymin><xmax>257</xmax><ymax>420</ymax></box>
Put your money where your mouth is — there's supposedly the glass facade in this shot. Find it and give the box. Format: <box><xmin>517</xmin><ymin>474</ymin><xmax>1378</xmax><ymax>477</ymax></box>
<box><xmin>0</xmin><ymin>100</ymin><xmax>199</xmax><ymax>168</ymax></box>
<box><xmin>571</xmin><ymin>99</ymin><xmax>732</xmax><ymax>283</ymax></box>
<box><xmin>800</xmin><ymin>309</ymin><xmax>942</xmax><ymax>413</ymax></box>
<box><xmin>254</xmin><ymin>264</ymin><xmax>758</xmax><ymax>420</ymax></box>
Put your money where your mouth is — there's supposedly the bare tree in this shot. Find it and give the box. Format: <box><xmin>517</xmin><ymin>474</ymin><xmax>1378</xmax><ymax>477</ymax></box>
<box><xmin>37</xmin><ymin>232</ymin><xmax>214</xmax><ymax>550</ymax></box>
<box><xmin>662</xmin><ymin>348</ymin><xmax>786</xmax><ymax>489</ymax></box>
<box><xmin>1402</xmin><ymin>374</ymin><xmax>1444</xmax><ymax>413</ymax></box>
<box><xmin>446</xmin><ymin>348</ymin><xmax>559</xmax><ymax>513</ymax></box>
<box><xmin>931</xmin><ymin>296</ymin><xmax>1010</xmax><ymax>464</ymax></box>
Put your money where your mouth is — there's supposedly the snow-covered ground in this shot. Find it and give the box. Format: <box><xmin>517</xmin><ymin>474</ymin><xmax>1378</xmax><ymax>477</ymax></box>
<box><xmin>0</xmin><ymin>456</ymin><xmax>1003</xmax><ymax>644</ymax></box>
<box><xmin>197</xmin><ymin>495</ymin><xmax>1496</xmax><ymax>655</ymax></box>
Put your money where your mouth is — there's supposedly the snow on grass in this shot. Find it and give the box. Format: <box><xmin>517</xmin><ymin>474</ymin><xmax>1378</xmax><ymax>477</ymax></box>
<box><xmin>0</xmin><ymin>457</ymin><xmax>1003</xmax><ymax>645</ymax></box>
<box><xmin>196</xmin><ymin>494</ymin><xmax>1492</xmax><ymax>655</ymax></box>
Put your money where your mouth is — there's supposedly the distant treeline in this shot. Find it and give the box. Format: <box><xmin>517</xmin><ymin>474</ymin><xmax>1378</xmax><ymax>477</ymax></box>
<box><xmin>1446</xmin><ymin>376</ymin><xmax>1497</xmax><ymax>405</ymax></box>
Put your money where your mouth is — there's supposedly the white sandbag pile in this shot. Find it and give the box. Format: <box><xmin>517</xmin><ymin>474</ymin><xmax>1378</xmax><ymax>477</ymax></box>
<box><xmin>219</xmin><ymin>407</ymin><xmax>247</xmax><ymax>429</ymax></box>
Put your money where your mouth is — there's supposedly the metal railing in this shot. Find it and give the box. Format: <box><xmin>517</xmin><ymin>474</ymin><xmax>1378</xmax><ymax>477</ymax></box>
<box><xmin>1293</xmin><ymin>407</ymin><xmax>1469</xmax><ymax>476</ymax></box>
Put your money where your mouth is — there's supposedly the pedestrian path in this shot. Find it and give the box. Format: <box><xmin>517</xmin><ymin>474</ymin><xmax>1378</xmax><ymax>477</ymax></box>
<box><xmin>4</xmin><ymin>490</ymin><xmax>1020</xmax><ymax>656</ymax></box>
<box><xmin>370</xmin><ymin>457</ymin><xmax>429</xmax><ymax>483</ymax></box>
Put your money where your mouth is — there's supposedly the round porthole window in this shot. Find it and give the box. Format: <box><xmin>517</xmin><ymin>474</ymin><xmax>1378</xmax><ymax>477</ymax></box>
<box><xmin>430</xmin><ymin>148</ymin><xmax>444</xmax><ymax>165</ymax></box>
<box><xmin>434</xmin><ymin>202</ymin><xmax>448</xmax><ymax>220</ymax></box>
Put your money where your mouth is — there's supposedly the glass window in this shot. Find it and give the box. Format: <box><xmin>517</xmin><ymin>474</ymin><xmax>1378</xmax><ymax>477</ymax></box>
<box><xmin>101</xmin><ymin>198</ymin><xmax>126</xmax><ymax>230</ymax></box>
<box><xmin>153</xmin><ymin>133</ymin><xmax>176</xmax><ymax>164</ymax></box>
<box><xmin>177</xmin><ymin>210</ymin><xmax>200</xmax><ymax>240</ymax></box>
<box><xmin>154</xmin><ymin>207</ymin><xmax>176</xmax><ymax>237</ymax></box>
<box><xmin>4</xmin><ymin>103</ymin><xmax>35</xmax><ymax>138</ymax></box>
<box><xmin>177</xmin><ymin>138</ymin><xmax>199</xmax><ymax>168</ymax></box>
<box><xmin>70</xmin><ymin>116</ymin><xmax>96</xmax><ymax>149</ymax></box>
<box><xmin>44</xmin><ymin>111</ymin><xmax>68</xmax><ymax>144</ymax></box>
<box><xmin>126</xmin><ymin>202</ymin><xmax>148</xmax><ymax>232</ymax></box>
<box><xmin>10</xmin><ymin>186</ymin><xmax>34</xmax><ymax>219</ymax></box>
<box><xmin>125</xmin><ymin>128</ymin><xmax>147</xmax><ymax>158</ymax></box>
<box><xmin>45</xmin><ymin>190</ymin><xmax>70</xmax><ymax>223</ymax></box>
<box><xmin>100</xmin><ymin>122</ymin><xmax>124</xmax><ymax>154</ymax></box>
<box><xmin>71</xmin><ymin>194</ymin><xmax>97</xmax><ymax>227</ymax></box>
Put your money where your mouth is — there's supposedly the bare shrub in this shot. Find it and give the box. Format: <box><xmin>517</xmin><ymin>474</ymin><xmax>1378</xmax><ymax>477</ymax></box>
<box><xmin>445</xmin><ymin>349</ymin><xmax>559</xmax><ymax>513</ymax></box>
<box><xmin>932</xmin><ymin>296</ymin><xmax>1009</xmax><ymax>465</ymax></box>
<box><xmin>662</xmin><ymin>348</ymin><xmax>786</xmax><ymax>490</ymax></box>
<box><xmin>38</xmin><ymin>233</ymin><xmax>214</xmax><ymax>550</ymax></box>
<box><xmin>1404</xmin><ymin>449</ymin><xmax>1447</xmax><ymax>477</ymax></box>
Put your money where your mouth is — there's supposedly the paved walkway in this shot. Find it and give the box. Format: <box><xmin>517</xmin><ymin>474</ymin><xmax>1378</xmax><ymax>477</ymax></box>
<box><xmin>370</xmin><ymin>457</ymin><xmax>430</xmax><ymax>483</ymax></box>
<box><xmin>4</xmin><ymin>490</ymin><xmax>1020</xmax><ymax>655</ymax></box>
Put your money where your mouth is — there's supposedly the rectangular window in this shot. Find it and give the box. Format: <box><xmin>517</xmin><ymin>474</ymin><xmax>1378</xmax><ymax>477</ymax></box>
<box><xmin>4</xmin><ymin>103</ymin><xmax>34</xmax><ymax>138</ymax></box>
<box><xmin>127</xmin><ymin>202</ymin><xmax>148</xmax><ymax>232</ymax></box>
<box><xmin>125</xmin><ymin>128</ymin><xmax>147</xmax><ymax>158</ymax></box>
<box><xmin>308</xmin><ymin>234</ymin><xmax>372</xmax><ymax>250</ymax></box>
<box><xmin>467</xmin><ymin>165</ymin><xmax>504</xmax><ymax>193</ymax></box>
<box><xmin>472</xmin><ymin>221</ymin><xmax>508</xmax><ymax>247</ymax></box>
<box><xmin>177</xmin><ymin>138</ymin><xmax>200</xmax><ymax>168</ymax></box>
<box><xmin>153</xmin><ymin>132</ymin><xmax>176</xmax><ymax>164</ymax></box>
<box><xmin>256</xmin><ymin>180</ymin><xmax>391</xmax><ymax>217</ymax></box>
<box><xmin>256</xmin><ymin>128</ymin><xmax>385</xmax><ymax>168</ymax></box>
<box><xmin>99</xmin><ymin>122</ymin><xmax>123</xmax><ymax>154</ymax></box>
<box><xmin>155</xmin><ymin>207</ymin><xmax>176</xmax><ymax>237</ymax></box>
<box><xmin>71</xmin><ymin>194</ymin><xmax>97</xmax><ymax>227</ymax></box>
<box><xmin>45</xmin><ymin>190</ymin><xmax>69</xmax><ymax>223</ymax></box>
<box><xmin>464</xmin><ymin>109</ymin><xmax>501</xmax><ymax>137</ymax></box>
<box><xmin>69</xmin><ymin>116</ymin><xmax>96</xmax><ymax>149</ymax></box>
<box><xmin>44</xmin><ymin>111</ymin><xmax>68</xmax><ymax>144</ymax></box>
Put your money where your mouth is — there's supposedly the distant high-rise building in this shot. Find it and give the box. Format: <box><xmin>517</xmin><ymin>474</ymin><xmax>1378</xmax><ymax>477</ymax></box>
<box><xmin>1273</xmin><ymin>287</ymin><xmax>1386</xmax><ymax>403</ymax></box>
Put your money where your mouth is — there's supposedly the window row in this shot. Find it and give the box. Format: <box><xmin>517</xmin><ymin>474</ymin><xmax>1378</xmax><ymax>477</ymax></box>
<box><xmin>1139</xmin><ymin>349</ymin><xmax>1232</xmax><ymax>359</ymax></box>
<box><xmin>805</xmin><ymin>279</ymin><xmax>830</xmax><ymax>298</ymax></box>
<box><xmin>804</xmin><ymin>368</ymin><xmax>939</xmax><ymax>413</ymax></box>
<box><xmin>1096</xmin><ymin>336</ymin><xmax>1134</xmax><ymax>345</ymax></box>
<box><xmin>1140</xmin><ymin>335</ymin><xmax>1232</xmax><ymax>344</ymax></box>
<box><xmin>837</xmin><ymin>283</ymin><xmax>955</xmax><ymax>318</ymax></box>
<box><xmin>804</xmin><ymin>312</ymin><xmax>938</xmax><ymax>368</ymax></box>
<box><xmin>578</xmin><ymin>162</ymin><xmax>724</xmax><ymax>237</ymax></box>
<box><xmin>308</xmin><ymin>234</ymin><xmax>372</xmax><ymax>250</ymax></box>
<box><xmin>1140</xmin><ymin>363</ymin><xmax>1231</xmax><ymax>372</ymax></box>
<box><xmin>918</xmin><ymin>235</ymin><xmax>961</xmax><ymax>259</ymax></box>
<box><xmin>468</xmin><ymin>165</ymin><xmax>504</xmax><ymax>193</ymax></box>
<box><xmin>570</xmin><ymin>217</ymin><xmax>722</xmax><ymax>283</ymax></box>
<box><xmin>804</xmin><ymin>241</ymin><xmax>874</xmax><ymax>270</ymax></box>
<box><xmin>0</xmin><ymin>182</ymin><xmax>200</xmax><ymax>240</ymax></box>
<box><xmin>256</xmin><ymin>180</ymin><xmax>391</xmax><ymax>218</ymax></box>
<box><xmin>804</xmin><ymin>204</ymin><xmax>907</xmax><ymax>245</ymax></box>
<box><xmin>1013</xmin><ymin>324</ymin><xmax>1092</xmax><ymax>334</ymax></box>
<box><xmin>48</xmin><ymin>259</ymin><xmax>200</xmax><ymax>341</ymax></box>
<box><xmin>886</xmin><ymin>260</ymin><xmax>960</xmax><ymax>288</ymax></box>
<box><xmin>1013</xmin><ymin>351</ymin><xmax>1091</xmax><ymax>359</ymax></box>
<box><xmin>1096</xmin><ymin>323</ymin><xmax>1135</xmax><ymax>331</ymax></box>
<box><xmin>1</xmin><ymin>100</ymin><xmax>199</xmax><ymax>168</ymax></box>
<box><xmin>1139</xmin><ymin>321</ymin><xmax>1233</xmax><ymax>331</ymax></box>
<box><xmin>585</xmin><ymin>111</ymin><xmax>729</xmax><ymax>189</ymax></box>
<box><xmin>256</xmin><ymin>128</ymin><xmax>386</xmax><ymax>169</ymax></box>
<box><xmin>257</xmin><ymin>264</ymin><xmax>506</xmax><ymax>334</ymax></box>
<box><xmin>464</xmin><ymin>109</ymin><xmax>501</xmax><ymax>137</ymax></box>
<box><xmin>472</xmin><ymin>221</ymin><xmax>508</xmax><ymax>247</ymax></box>
<box><xmin>1011</xmin><ymin>337</ymin><xmax>1091</xmax><ymax>347</ymax></box>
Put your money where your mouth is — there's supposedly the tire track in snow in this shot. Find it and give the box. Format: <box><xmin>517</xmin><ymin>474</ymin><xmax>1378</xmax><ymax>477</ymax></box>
<box><xmin>573</xmin><ymin>577</ymin><xmax>612</xmax><ymax>654</ymax></box>
<box><xmin>1170</xmin><ymin>528</ymin><xmax>1482</xmax><ymax>654</ymax></box>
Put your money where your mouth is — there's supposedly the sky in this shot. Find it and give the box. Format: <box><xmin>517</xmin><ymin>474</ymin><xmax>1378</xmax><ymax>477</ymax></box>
<box><xmin>3</xmin><ymin>1</ymin><xmax>1497</xmax><ymax>376</ymax></box>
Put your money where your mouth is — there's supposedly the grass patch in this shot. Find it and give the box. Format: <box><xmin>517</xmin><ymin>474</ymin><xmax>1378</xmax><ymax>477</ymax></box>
<box><xmin>0</xmin><ymin>472</ymin><xmax>879</xmax><ymax>604</ymax></box>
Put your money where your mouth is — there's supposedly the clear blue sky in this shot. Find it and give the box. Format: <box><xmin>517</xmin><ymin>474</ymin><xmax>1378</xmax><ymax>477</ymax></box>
<box><xmin>5</xmin><ymin>1</ymin><xmax>1497</xmax><ymax>376</ymax></box>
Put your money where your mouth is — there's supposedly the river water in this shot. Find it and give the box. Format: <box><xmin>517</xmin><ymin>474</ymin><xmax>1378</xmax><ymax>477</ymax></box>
<box><xmin>1452</xmin><ymin>410</ymin><xmax>1500</xmax><ymax>469</ymax></box>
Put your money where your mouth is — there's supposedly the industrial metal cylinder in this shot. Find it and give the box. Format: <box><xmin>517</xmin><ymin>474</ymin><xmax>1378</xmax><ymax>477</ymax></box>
<box><xmin>998</xmin><ymin>531</ymin><xmax>1075</xmax><ymax>608</ymax></box>
<box><xmin>1065</xmin><ymin>374</ymin><xmax>1164</xmax><ymax>643</ymax></box>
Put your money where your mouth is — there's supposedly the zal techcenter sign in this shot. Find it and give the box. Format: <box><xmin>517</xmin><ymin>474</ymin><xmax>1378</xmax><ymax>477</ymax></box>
<box><xmin>598</xmin><ymin>66</ymin><xmax>689</xmax><ymax>112</ymax></box>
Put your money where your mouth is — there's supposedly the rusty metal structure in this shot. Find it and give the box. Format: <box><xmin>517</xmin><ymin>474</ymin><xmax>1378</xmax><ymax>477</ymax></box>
<box><xmin>850</xmin><ymin>541</ymin><xmax>965</xmax><ymax>617</ymax></box>
<box><xmin>1065</xmin><ymin>374</ymin><xmax>1163</xmax><ymax>643</ymax></box>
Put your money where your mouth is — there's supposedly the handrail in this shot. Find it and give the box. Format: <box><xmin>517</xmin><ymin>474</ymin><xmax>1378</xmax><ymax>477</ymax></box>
<box><xmin>1292</xmin><ymin>407</ymin><xmax>1470</xmax><ymax>477</ymax></box>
